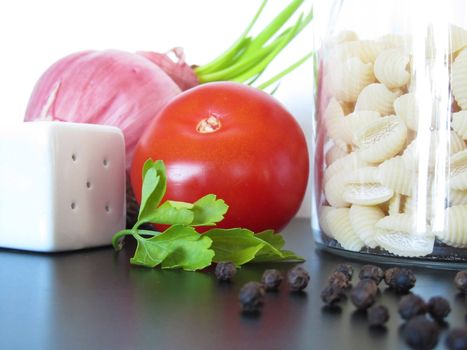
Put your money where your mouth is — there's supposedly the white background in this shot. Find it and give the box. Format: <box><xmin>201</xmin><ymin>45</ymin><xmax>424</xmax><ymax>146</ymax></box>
<box><xmin>0</xmin><ymin>0</ymin><xmax>316</xmax><ymax>217</ymax></box>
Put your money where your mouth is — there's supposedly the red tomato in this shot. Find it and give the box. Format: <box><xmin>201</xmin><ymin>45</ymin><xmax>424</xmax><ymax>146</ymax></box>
<box><xmin>131</xmin><ymin>82</ymin><xmax>309</xmax><ymax>233</ymax></box>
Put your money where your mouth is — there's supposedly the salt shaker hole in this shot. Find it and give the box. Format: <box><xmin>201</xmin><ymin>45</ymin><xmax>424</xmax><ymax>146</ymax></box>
<box><xmin>86</xmin><ymin>181</ymin><xmax>91</xmax><ymax>189</ymax></box>
<box><xmin>105</xmin><ymin>204</ymin><xmax>110</xmax><ymax>212</ymax></box>
<box><xmin>71</xmin><ymin>202</ymin><xmax>76</xmax><ymax>210</ymax></box>
<box><xmin>103</xmin><ymin>158</ymin><xmax>109</xmax><ymax>167</ymax></box>
<box><xmin>71</xmin><ymin>153</ymin><xmax>77</xmax><ymax>161</ymax></box>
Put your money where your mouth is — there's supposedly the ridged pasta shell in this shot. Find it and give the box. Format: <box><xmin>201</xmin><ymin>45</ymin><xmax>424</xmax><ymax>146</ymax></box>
<box><xmin>374</xmin><ymin>213</ymin><xmax>434</xmax><ymax>256</ymax></box>
<box><xmin>450</xmin><ymin>189</ymin><xmax>467</xmax><ymax>206</ymax></box>
<box><xmin>319</xmin><ymin>205</ymin><xmax>334</xmax><ymax>238</ymax></box>
<box><xmin>345</xmin><ymin>167</ymin><xmax>380</xmax><ymax>184</ymax></box>
<box><xmin>437</xmin><ymin>205</ymin><xmax>467</xmax><ymax>247</ymax></box>
<box><xmin>324</xmin><ymin>152</ymin><xmax>367</xmax><ymax>183</ymax></box>
<box><xmin>378</xmin><ymin>156</ymin><xmax>414</xmax><ymax>196</ymax></box>
<box><xmin>343</xmin><ymin>184</ymin><xmax>394</xmax><ymax>206</ymax></box>
<box><xmin>374</xmin><ymin>48</ymin><xmax>410</xmax><ymax>89</ymax></box>
<box><xmin>349</xmin><ymin>205</ymin><xmax>385</xmax><ymax>248</ymax></box>
<box><xmin>374</xmin><ymin>230</ymin><xmax>435</xmax><ymax>257</ymax></box>
<box><xmin>326</xmin><ymin>208</ymin><xmax>365</xmax><ymax>251</ymax></box>
<box><xmin>325</xmin><ymin>172</ymin><xmax>350</xmax><ymax>208</ymax></box>
<box><xmin>324</xmin><ymin>98</ymin><xmax>345</xmax><ymax>143</ymax></box>
<box><xmin>325</xmin><ymin>144</ymin><xmax>349</xmax><ymax>166</ymax></box>
<box><xmin>376</xmin><ymin>213</ymin><xmax>415</xmax><ymax>233</ymax></box>
<box><xmin>450</xmin><ymin>149</ymin><xmax>467</xmax><ymax>190</ymax></box>
<box><xmin>452</xmin><ymin>111</ymin><xmax>467</xmax><ymax>140</ymax></box>
<box><xmin>355</xmin><ymin>83</ymin><xmax>402</xmax><ymax>116</ymax></box>
<box><xmin>328</xmin><ymin>57</ymin><xmax>376</xmax><ymax>102</ymax></box>
<box><xmin>341</xmin><ymin>111</ymin><xmax>381</xmax><ymax>144</ymax></box>
<box><xmin>388</xmin><ymin>194</ymin><xmax>406</xmax><ymax>215</ymax></box>
<box><xmin>354</xmin><ymin>115</ymin><xmax>408</xmax><ymax>163</ymax></box>
<box><xmin>450</xmin><ymin>24</ymin><xmax>467</xmax><ymax>54</ymax></box>
<box><xmin>452</xmin><ymin>48</ymin><xmax>467</xmax><ymax>110</ymax></box>
<box><xmin>394</xmin><ymin>93</ymin><xmax>418</xmax><ymax>131</ymax></box>
<box><xmin>378</xmin><ymin>34</ymin><xmax>412</xmax><ymax>50</ymax></box>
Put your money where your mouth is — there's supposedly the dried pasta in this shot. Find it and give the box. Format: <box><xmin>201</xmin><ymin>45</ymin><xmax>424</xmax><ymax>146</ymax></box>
<box><xmin>340</xmin><ymin>111</ymin><xmax>381</xmax><ymax>145</ymax></box>
<box><xmin>449</xmin><ymin>24</ymin><xmax>467</xmax><ymax>54</ymax></box>
<box><xmin>324</xmin><ymin>98</ymin><xmax>345</xmax><ymax>143</ymax></box>
<box><xmin>450</xmin><ymin>149</ymin><xmax>467</xmax><ymax>190</ymax></box>
<box><xmin>394</xmin><ymin>93</ymin><xmax>418</xmax><ymax>131</ymax></box>
<box><xmin>378</xmin><ymin>156</ymin><xmax>414</xmax><ymax>196</ymax></box>
<box><xmin>325</xmin><ymin>171</ymin><xmax>350</xmax><ymax>208</ymax></box>
<box><xmin>388</xmin><ymin>194</ymin><xmax>406</xmax><ymax>215</ymax></box>
<box><xmin>450</xmin><ymin>189</ymin><xmax>467</xmax><ymax>206</ymax></box>
<box><xmin>326</xmin><ymin>208</ymin><xmax>365</xmax><ymax>251</ymax></box>
<box><xmin>373</xmin><ymin>230</ymin><xmax>435</xmax><ymax>257</ymax></box>
<box><xmin>324</xmin><ymin>152</ymin><xmax>367</xmax><ymax>183</ymax></box>
<box><xmin>325</xmin><ymin>144</ymin><xmax>349</xmax><ymax>166</ymax></box>
<box><xmin>374</xmin><ymin>48</ymin><xmax>410</xmax><ymax>89</ymax></box>
<box><xmin>436</xmin><ymin>205</ymin><xmax>467</xmax><ymax>247</ymax></box>
<box><xmin>319</xmin><ymin>205</ymin><xmax>334</xmax><ymax>238</ymax></box>
<box><xmin>349</xmin><ymin>205</ymin><xmax>385</xmax><ymax>248</ymax></box>
<box><xmin>452</xmin><ymin>48</ymin><xmax>467</xmax><ymax>110</ymax></box>
<box><xmin>452</xmin><ymin>111</ymin><xmax>467</xmax><ymax>140</ymax></box>
<box><xmin>354</xmin><ymin>115</ymin><xmax>407</xmax><ymax>163</ymax></box>
<box><xmin>355</xmin><ymin>83</ymin><xmax>401</xmax><ymax>116</ymax></box>
<box><xmin>328</xmin><ymin>57</ymin><xmax>376</xmax><ymax>102</ymax></box>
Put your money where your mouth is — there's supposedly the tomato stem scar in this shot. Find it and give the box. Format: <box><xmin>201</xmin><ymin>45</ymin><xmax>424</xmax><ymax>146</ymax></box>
<box><xmin>197</xmin><ymin>115</ymin><xmax>221</xmax><ymax>133</ymax></box>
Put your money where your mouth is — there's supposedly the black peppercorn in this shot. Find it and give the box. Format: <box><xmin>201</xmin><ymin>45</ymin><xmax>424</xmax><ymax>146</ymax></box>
<box><xmin>427</xmin><ymin>296</ymin><xmax>451</xmax><ymax>321</ymax></box>
<box><xmin>359</xmin><ymin>264</ymin><xmax>384</xmax><ymax>285</ymax></box>
<box><xmin>454</xmin><ymin>271</ymin><xmax>467</xmax><ymax>293</ymax></box>
<box><xmin>214</xmin><ymin>262</ymin><xmax>237</xmax><ymax>282</ymax></box>
<box><xmin>351</xmin><ymin>284</ymin><xmax>377</xmax><ymax>310</ymax></box>
<box><xmin>287</xmin><ymin>266</ymin><xmax>310</xmax><ymax>292</ymax></box>
<box><xmin>445</xmin><ymin>328</ymin><xmax>467</xmax><ymax>350</ymax></box>
<box><xmin>384</xmin><ymin>267</ymin><xmax>400</xmax><ymax>285</ymax></box>
<box><xmin>239</xmin><ymin>282</ymin><xmax>265</xmax><ymax>313</ymax></box>
<box><xmin>335</xmin><ymin>263</ymin><xmax>353</xmax><ymax>281</ymax></box>
<box><xmin>368</xmin><ymin>305</ymin><xmax>389</xmax><ymax>327</ymax></box>
<box><xmin>328</xmin><ymin>271</ymin><xmax>351</xmax><ymax>289</ymax></box>
<box><xmin>403</xmin><ymin>315</ymin><xmax>439</xmax><ymax>350</ymax></box>
<box><xmin>321</xmin><ymin>285</ymin><xmax>345</xmax><ymax>306</ymax></box>
<box><xmin>356</xmin><ymin>278</ymin><xmax>378</xmax><ymax>296</ymax></box>
<box><xmin>399</xmin><ymin>294</ymin><xmax>427</xmax><ymax>320</ymax></box>
<box><xmin>385</xmin><ymin>268</ymin><xmax>416</xmax><ymax>293</ymax></box>
<box><xmin>261</xmin><ymin>269</ymin><xmax>283</xmax><ymax>291</ymax></box>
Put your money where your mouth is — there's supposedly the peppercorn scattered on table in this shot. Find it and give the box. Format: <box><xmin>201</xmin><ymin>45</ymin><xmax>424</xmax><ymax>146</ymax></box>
<box><xmin>0</xmin><ymin>218</ymin><xmax>465</xmax><ymax>350</ymax></box>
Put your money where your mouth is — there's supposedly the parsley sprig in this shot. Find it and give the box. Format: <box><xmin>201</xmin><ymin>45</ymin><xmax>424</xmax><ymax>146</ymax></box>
<box><xmin>112</xmin><ymin>159</ymin><xmax>304</xmax><ymax>271</ymax></box>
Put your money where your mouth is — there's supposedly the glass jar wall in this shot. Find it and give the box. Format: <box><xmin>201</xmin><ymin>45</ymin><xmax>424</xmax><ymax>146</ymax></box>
<box><xmin>312</xmin><ymin>0</ymin><xmax>467</xmax><ymax>266</ymax></box>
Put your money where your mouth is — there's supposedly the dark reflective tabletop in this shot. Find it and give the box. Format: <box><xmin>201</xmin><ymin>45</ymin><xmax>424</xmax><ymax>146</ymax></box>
<box><xmin>0</xmin><ymin>219</ymin><xmax>463</xmax><ymax>349</ymax></box>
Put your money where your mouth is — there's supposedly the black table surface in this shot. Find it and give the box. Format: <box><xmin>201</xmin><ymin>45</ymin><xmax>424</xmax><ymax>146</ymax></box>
<box><xmin>1</xmin><ymin>218</ymin><xmax>464</xmax><ymax>350</ymax></box>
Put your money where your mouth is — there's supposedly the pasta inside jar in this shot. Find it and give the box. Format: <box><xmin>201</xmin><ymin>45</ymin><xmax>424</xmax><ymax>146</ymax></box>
<box><xmin>314</xmin><ymin>24</ymin><xmax>467</xmax><ymax>261</ymax></box>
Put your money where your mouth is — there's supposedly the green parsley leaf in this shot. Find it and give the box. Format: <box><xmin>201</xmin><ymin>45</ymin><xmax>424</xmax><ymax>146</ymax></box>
<box><xmin>191</xmin><ymin>194</ymin><xmax>228</xmax><ymax>226</ymax></box>
<box><xmin>131</xmin><ymin>225</ymin><xmax>214</xmax><ymax>271</ymax></box>
<box><xmin>204</xmin><ymin>228</ymin><xmax>266</xmax><ymax>266</ymax></box>
<box><xmin>112</xmin><ymin>158</ymin><xmax>306</xmax><ymax>271</ymax></box>
<box><xmin>137</xmin><ymin>159</ymin><xmax>167</xmax><ymax>223</ymax></box>
<box><xmin>204</xmin><ymin>228</ymin><xmax>300</xmax><ymax>266</ymax></box>
<box><xmin>256</xmin><ymin>229</ymin><xmax>285</xmax><ymax>249</ymax></box>
<box><xmin>145</xmin><ymin>201</ymin><xmax>194</xmax><ymax>225</ymax></box>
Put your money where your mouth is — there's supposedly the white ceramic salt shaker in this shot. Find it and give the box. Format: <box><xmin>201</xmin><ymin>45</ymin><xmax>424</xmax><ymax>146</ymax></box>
<box><xmin>0</xmin><ymin>121</ymin><xmax>126</xmax><ymax>252</ymax></box>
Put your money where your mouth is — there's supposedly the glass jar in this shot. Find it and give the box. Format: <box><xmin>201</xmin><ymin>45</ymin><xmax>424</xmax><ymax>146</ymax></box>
<box><xmin>312</xmin><ymin>0</ymin><xmax>467</xmax><ymax>267</ymax></box>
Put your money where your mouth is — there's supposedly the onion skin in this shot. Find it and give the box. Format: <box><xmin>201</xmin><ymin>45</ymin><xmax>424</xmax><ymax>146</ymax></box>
<box><xmin>24</xmin><ymin>50</ymin><xmax>185</xmax><ymax>169</ymax></box>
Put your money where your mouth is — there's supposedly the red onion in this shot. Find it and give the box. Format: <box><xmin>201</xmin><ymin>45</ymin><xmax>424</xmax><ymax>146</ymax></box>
<box><xmin>24</xmin><ymin>0</ymin><xmax>312</xmax><ymax>170</ymax></box>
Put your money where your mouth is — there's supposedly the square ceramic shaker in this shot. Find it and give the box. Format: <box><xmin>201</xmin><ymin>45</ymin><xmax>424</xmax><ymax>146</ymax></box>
<box><xmin>0</xmin><ymin>121</ymin><xmax>126</xmax><ymax>252</ymax></box>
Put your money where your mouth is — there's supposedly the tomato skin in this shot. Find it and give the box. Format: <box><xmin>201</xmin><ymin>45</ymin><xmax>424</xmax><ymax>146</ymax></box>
<box><xmin>131</xmin><ymin>82</ymin><xmax>309</xmax><ymax>233</ymax></box>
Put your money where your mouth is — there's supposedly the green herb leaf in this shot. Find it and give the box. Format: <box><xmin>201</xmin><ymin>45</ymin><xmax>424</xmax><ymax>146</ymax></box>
<box><xmin>204</xmin><ymin>228</ymin><xmax>266</xmax><ymax>266</ymax></box>
<box><xmin>131</xmin><ymin>225</ymin><xmax>214</xmax><ymax>271</ymax></box>
<box><xmin>145</xmin><ymin>201</ymin><xmax>194</xmax><ymax>225</ymax></box>
<box><xmin>205</xmin><ymin>228</ymin><xmax>304</xmax><ymax>266</ymax></box>
<box><xmin>256</xmin><ymin>229</ymin><xmax>285</xmax><ymax>249</ymax></box>
<box><xmin>137</xmin><ymin>159</ymin><xmax>167</xmax><ymax>223</ymax></box>
<box><xmin>191</xmin><ymin>194</ymin><xmax>229</xmax><ymax>226</ymax></box>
